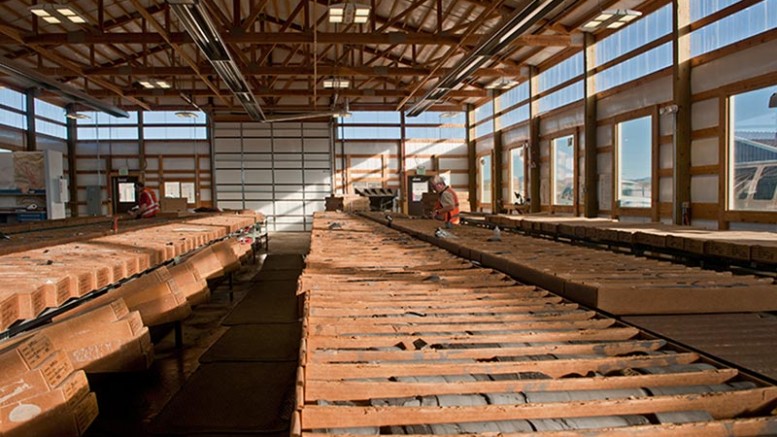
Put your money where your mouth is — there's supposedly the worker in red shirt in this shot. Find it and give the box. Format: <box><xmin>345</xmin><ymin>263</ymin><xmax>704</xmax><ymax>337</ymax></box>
<box><xmin>431</xmin><ymin>175</ymin><xmax>460</xmax><ymax>226</ymax></box>
<box><xmin>129</xmin><ymin>182</ymin><xmax>160</xmax><ymax>219</ymax></box>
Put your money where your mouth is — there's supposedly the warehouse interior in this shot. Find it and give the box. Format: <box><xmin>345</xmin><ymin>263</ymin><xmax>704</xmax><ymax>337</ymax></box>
<box><xmin>0</xmin><ymin>0</ymin><xmax>776</xmax><ymax>435</ymax></box>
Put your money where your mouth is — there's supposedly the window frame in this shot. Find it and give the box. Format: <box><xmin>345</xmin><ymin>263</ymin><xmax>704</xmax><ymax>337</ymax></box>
<box><xmin>477</xmin><ymin>151</ymin><xmax>494</xmax><ymax>211</ymax></box>
<box><xmin>508</xmin><ymin>145</ymin><xmax>528</xmax><ymax>204</ymax></box>
<box><xmin>615</xmin><ymin>114</ymin><xmax>655</xmax><ymax>210</ymax></box>
<box><xmin>551</xmin><ymin>134</ymin><xmax>576</xmax><ymax>207</ymax></box>
<box><xmin>726</xmin><ymin>83</ymin><xmax>777</xmax><ymax>213</ymax></box>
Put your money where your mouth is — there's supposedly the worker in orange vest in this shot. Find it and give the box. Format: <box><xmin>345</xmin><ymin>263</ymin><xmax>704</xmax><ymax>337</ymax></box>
<box><xmin>129</xmin><ymin>182</ymin><xmax>160</xmax><ymax>219</ymax></box>
<box><xmin>431</xmin><ymin>175</ymin><xmax>460</xmax><ymax>226</ymax></box>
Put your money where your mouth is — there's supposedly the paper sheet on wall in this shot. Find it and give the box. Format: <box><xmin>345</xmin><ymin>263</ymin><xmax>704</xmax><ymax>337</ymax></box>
<box><xmin>14</xmin><ymin>152</ymin><xmax>45</xmax><ymax>191</ymax></box>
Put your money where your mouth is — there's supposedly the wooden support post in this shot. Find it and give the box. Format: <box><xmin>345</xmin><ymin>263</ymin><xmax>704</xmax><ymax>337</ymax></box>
<box><xmin>583</xmin><ymin>32</ymin><xmax>598</xmax><ymax>218</ymax></box>
<box><xmin>399</xmin><ymin>111</ymin><xmax>407</xmax><ymax>212</ymax></box>
<box><xmin>673</xmin><ymin>0</ymin><xmax>692</xmax><ymax>226</ymax></box>
<box><xmin>528</xmin><ymin>67</ymin><xmax>541</xmax><ymax>213</ymax></box>
<box><xmin>25</xmin><ymin>89</ymin><xmax>36</xmax><ymax>151</ymax></box>
<box><xmin>493</xmin><ymin>110</ymin><xmax>504</xmax><ymax>213</ymax></box>
<box><xmin>466</xmin><ymin>104</ymin><xmax>477</xmax><ymax>209</ymax></box>
<box><xmin>66</xmin><ymin>104</ymin><xmax>79</xmax><ymax>217</ymax></box>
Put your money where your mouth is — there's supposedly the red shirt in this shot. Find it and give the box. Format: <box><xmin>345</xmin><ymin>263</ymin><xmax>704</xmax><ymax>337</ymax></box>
<box><xmin>138</xmin><ymin>188</ymin><xmax>159</xmax><ymax>218</ymax></box>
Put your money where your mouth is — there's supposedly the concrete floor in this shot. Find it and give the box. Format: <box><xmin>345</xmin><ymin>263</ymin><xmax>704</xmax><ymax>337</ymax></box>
<box><xmin>83</xmin><ymin>232</ymin><xmax>310</xmax><ymax>437</ymax></box>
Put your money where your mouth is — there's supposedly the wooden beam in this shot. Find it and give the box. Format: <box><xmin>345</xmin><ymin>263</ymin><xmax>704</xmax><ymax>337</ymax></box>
<box><xmin>528</xmin><ymin>66</ymin><xmax>541</xmax><ymax>213</ymax></box>
<box><xmin>583</xmin><ymin>32</ymin><xmax>598</xmax><ymax>217</ymax></box>
<box><xmin>85</xmin><ymin>88</ymin><xmax>489</xmax><ymax>98</ymax></box>
<box><xmin>673</xmin><ymin>0</ymin><xmax>691</xmax><ymax>225</ymax></box>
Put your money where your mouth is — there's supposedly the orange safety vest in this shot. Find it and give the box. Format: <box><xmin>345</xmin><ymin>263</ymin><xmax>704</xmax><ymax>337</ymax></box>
<box><xmin>139</xmin><ymin>188</ymin><xmax>160</xmax><ymax>218</ymax></box>
<box><xmin>435</xmin><ymin>186</ymin><xmax>460</xmax><ymax>225</ymax></box>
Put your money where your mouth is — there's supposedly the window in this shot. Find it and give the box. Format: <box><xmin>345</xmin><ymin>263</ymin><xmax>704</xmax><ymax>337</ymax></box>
<box><xmin>691</xmin><ymin>0</ymin><xmax>777</xmax><ymax>57</ymax></box>
<box><xmin>77</xmin><ymin>126</ymin><xmax>139</xmax><ymax>140</ymax></box>
<box><xmin>164</xmin><ymin>181</ymin><xmax>196</xmax><ymax>203</ymax></box>
<box><xmin>479</xmin><ymin>154</ymin><xmax>492</xmax><ymax>206</ymax></box>
<box><xmin>499</xmin><ymin>105</ymin><xmax>530</xmax><ymax>130</ymax></box>
<box><xmin>496</xmin><ymin>82</ymin><xmax>530</xmax><ymax>111</ymax></box>
<box><xmin>0</xmin><ymin>108</ymin><xmax>25</xmax><ymax>130</ymax></box>
<box><xmin>728</xmin><ymin>85</ymin><xmax>777</xmax><ymax>211</ymax></box>
<box><xmin>538</xmin><ymin>81</ymin><xmax>584</xmax><ymax>113</ymax></box>
<box><xmin>35</xmin><ymin>99</ymin><xmax>64</xmax><ymax>122</ymax></box>
<box><xmin>143</xmin><ymin>126</ymin><xmax>207</xmax><ymax>140</ymax></box>
<box><xmin>341</xmin><ymin>126</ymin><xmax>401</xmax><ymax>139</ymax></box>
<box><xmin>596</xmin><ymin>5</ymin><xmax>672</xmax><ymax>66</ymax></box>
<box><xmin>143</xmin><ymin>111</ymin><xmax>205</xmax><ymax>124</ymax></box>
<box><xmin>538</xmin><ymin>53</ymin><xmax>583</xmax><ymax>93</ymax></box>
<box><xmin>341</xmin><ymin>111</ymin><xmax>400</xmax><ymax>124</ymax></box>
<box><xmin>0</xmin><ymin>88</ymin><xmax>26</xmax><ymax>111</ymax></box>
<box><xmin>617</xmin><ymin>116</ymin><xmax>653</xmax><ymax>208</ymax></box>
<box><xmin>552</xmin><ymin>135</ymin><xmax>575</xmax><ymax>206</ymax></box>
<box><xmin>595</xmin><ymin>42</ymin><xmax>673</xmax><ymax>93</ymax></box>
<box><xmin>510</xmin><ymin>147</ymin><xmax>526</xmax><ymax>203</ymax></box>
<box><xmin>474</xmin><ymin>102</ymin><xmax>495</xmax><ymax>139</ymax></box>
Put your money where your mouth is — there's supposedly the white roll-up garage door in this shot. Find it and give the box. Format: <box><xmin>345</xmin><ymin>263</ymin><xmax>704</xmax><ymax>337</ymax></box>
<box><xmin>213</xmin><ymin>121</ymin><xmax>333</xmax><ymax>231</ymax></box>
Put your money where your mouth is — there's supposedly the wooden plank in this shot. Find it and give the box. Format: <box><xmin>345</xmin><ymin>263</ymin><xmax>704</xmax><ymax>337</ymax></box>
<box><xmin>307</xmin><ymin>326</ymin><xmax>640</xmax><ymax>350</ymax></box>
<box><xmin>301</xmin><ymin>387</ymin><xmax>777</xmax><ymax>428</ymax></box>
<box><xmin>305</xmin><ymin>368</ymin><xmax>737</xmax><ymax>401</ymax></box>
<box><xmin>302</xmin><ymin>416</ymin><xmax>777</xmax><ymax>436</ymax></box>
<box><xmin>307</xmin><ymin>318</ymin><xmax>615</xmax><ymax>335</ymax></box>
<box><xmin>305</xmin><ymin>352</ymin><xmax>698</xmax><ymax>380</ymax></box>
<box><xmin>307</xmin><ymin>310</ymin><xmax>597</xmax><ymax>325</ymax></box>
<box><xmin>309</xmin><ymin>302</ymin><xmax>580</xmax><ymax>317</ymax></box>
<box><xmin>310</xmin><ymin>296</ymin><xmax>564</xmax><ymax>309</ymax></box>
<box><xmin>309</xmin><ymin>339</ymin><xmax>666</xmax><ymax>363</ymax></box>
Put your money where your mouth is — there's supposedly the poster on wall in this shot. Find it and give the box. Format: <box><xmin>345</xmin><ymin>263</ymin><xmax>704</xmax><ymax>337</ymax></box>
<box><xmin>412</xmin><ymin>181</ymin><xmax>428</xmax><ymax>202</ymax></box>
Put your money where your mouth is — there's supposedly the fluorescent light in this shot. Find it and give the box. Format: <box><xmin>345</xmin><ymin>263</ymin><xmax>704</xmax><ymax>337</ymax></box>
<box><xmin>329</xmin><ymin>3</ymin><xmax>370</xmax><ymax>24</ymax></box>
<box><xmin>323</xmin><ymin>78</ymin><xmax>349</xmax><ymax>89</ymax></box>
<box><xmin>175</xmin><ymin>111</ymin><xmax>199</xmax><ymax>118</ymax></box>
<box><xmin>30</xmin><ymin>4</ymin><xmax>89</xmax><ymax>25</ymax></box>
<box><xmin>581</xmin><ymin>9</ymin><xmax>642</xmax><ymax>31</ymax></box>
<box><xmin>139</xmin><ymin>79</ymin><xmax>173</xmax><ymax>89</ymax></box>
<box><xmin>66</xmin><ymin>113</ymin><xmax>91</xmax><ymax>120</ymax></box>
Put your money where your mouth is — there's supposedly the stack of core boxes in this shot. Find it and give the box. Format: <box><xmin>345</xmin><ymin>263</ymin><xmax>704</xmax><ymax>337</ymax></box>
<box><xmin>0</xmin><ymin>334</ymin><xmax>97</xmax><ymax>437</ymax></box>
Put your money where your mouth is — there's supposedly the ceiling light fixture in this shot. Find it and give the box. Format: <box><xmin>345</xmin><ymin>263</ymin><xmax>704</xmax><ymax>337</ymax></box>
<box><xmin>29</xmin><ymin>4</ymin><xmax>88</xmax><ymax>25</ymax></box>
<box><xmin>175</xmin><ymin>111</ymin><xmax>199</xmax><ymax>119</ymax></box>
<box><xmin>168</xmin><ymin>0</ymin><xmax>264</xmax><ymax>121</ymax></box>
<box><xmin>138</xmin><ymin>79</ymin><xmax>172</xmax><ymax>89</ymax></box>
<box><xmin>328</xmin><ymin>3</ymin><xmax>370</xmax><ymax>24</ymax></box>
<box><xmin>769</xmin><ymin>92</ymin><xmax>777</xmax><ymax>108</ymax></box>
<box><xmin>323</xmin><ymin>78</ymin><xmax>350</xmax><ymax>89</ymax></box>
<box><xmin>0</xmin><ymin>56</ymin><xmax>127</xmax><ymax>118</ymax></box>
<box><xmin>66</xmin><ymin>112</ymin><xmax>91</xmax><ymax>120</ymax></box>
<box><xmin>407</xmin><ymin>0</ymin><xmax>565</xmax><ymax>117</ymax></box>
<box><xmin>582</xmin><ymin>9</ymin><xmax>642</xmax><ymax>31</ymax></box>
